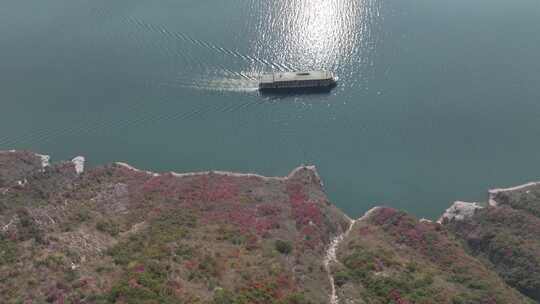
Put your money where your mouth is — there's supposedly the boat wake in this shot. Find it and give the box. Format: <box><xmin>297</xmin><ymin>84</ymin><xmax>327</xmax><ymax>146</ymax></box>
<box><xmin>0</xmin><ymin>2</ymin><xmax>302</xmax><ymax>147</ymax></box>
<box><xmin>90</xmin><ymin>4</ymin><xmax>296</xmax><ymax>75</ymax></box>
<box><xmin>162</xmin><ymin>72</ymin><xmax>261</xmax><ymax>93</ymax></box>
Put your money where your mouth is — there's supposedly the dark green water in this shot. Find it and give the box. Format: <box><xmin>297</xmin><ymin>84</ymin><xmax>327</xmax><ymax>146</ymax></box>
<box><xmin>1</xmin><ymin>0</ymin><xmax>540</xmax><ymax>218</ymax></box>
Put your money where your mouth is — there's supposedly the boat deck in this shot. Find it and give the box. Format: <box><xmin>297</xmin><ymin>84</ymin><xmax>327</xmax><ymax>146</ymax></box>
<box><xmin>260</xmin><ymin>71</ymin><xmax>334</xmax><ymax>84</ymax></box>
<box><xmin>259</xmin><ymin>71</ymin><xmax>337</xmax><ymax>91</ymax></box>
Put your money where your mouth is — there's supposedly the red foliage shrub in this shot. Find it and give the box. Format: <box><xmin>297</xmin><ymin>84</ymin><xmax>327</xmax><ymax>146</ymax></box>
<box><xmin>389</xmin><ymin>290</ymin><xmax>412</xmax><ymax>304</ymax></box>
<box><xmin>227</xmin><ymin>205</ymin><xmax>257</xmax><ymax>232</ymax></box>
<box><xmin>133</xmin><ymin>265</ymin><xmax>145</xmax><ymax>273</ymax></box>
<box><xmin>128</xmin><ymin>278</ymin><xmax>142</xmax><ymax>289</ymax></box>
<box><xmin>139</xmin><ymin>174</ymin><xmax>239</xmax><ymax>205</ymax></box>
<box><xmin>257</xmin><ymin>204</ymin><xmax>282</xmax><ymax>217</ymax></box>
<box><xmin>292</xmin><ymin>201</ymin><xmax>322</xmax><ymax>227</ymax></box>
<box><xmin>184</xmin><ymin>259</ymin><xmax>198</xmax><ymax>271</ymax></box>
<box><xmin>286</xmin><ymin>183</ymin><xmax>308</xmax><ymax>205</ymax></box>
<box><xmin>372</xmin><ymin>207</ymin><xmax>399</xmax><ymax>225</ymax></box>
<box><xmin>276</xmin><ymin>273</ymin><xmax>295</xmax><ymax>291</ymax></box>
<box><xmin>358</xmin><ymin>226</ymin><xmax>371</xmax><ymax>235</ymax></box>
<box><xmin>285</xmin><ymin>182</ymin><xmax>326</xmax><ymax>250</ymax></box>
<box><xmin>371</xmin><ymin>209</ymin><xmax>456</xmax><ymax>264</ymax></box>
<box><xmin>402</xmin><ymin>223</ymin><xmax>430</xmax><ymax>243</ymax></box>
<box><xmin>141</xmin><ymin>173</ymin><xmax>186</xmax><ymax>199</ymax></box>
<box><xmin>206</xmin><ymin>176</ymin><xmax>239</xmax><ymax>201</ymax></box>
<box><xmin>245</xmin><ymin>279</ymin><xmax>285</xmax><ymax>301</ymax></box>
<box><xmin>203</xmin><ymin>200</ymin><xmax>280</xmax><ymax>237</ymax></box>
<box><xmin>286</xmin><ymin>183</ymin><xmax>322</xmax><ymax>226</ymax></box>
<box><xmin>245</xmin><ymin>234</ymin><xmax>259</xmax><ymax>251</ymax></box>
<box><xmin>300</xmin><ymin>225</ymin><xmax>321</xmax><ymax>249</ymax></box>
<box><xmin>255</xmin><ymin>218</ymin><xmax>277</xmax><ymax>235</ymax></box>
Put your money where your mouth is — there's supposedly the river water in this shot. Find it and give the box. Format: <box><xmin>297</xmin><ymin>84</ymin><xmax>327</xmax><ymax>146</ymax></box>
<box><xmin>1</xmin><ymin>0</ymin><xmax>539</xmax><ymax>218</ymax></box>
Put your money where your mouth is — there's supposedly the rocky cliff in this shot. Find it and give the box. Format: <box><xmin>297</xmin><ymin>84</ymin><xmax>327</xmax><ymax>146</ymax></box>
<box><xmin>0</xmin><ymin>151</ymin><xmax>538</xmax><ymax>304</ymax></box>
<box><xmin>445</xmin><ymin>184</ymin><xmax>540</xmax><ymax>303</ymax></box>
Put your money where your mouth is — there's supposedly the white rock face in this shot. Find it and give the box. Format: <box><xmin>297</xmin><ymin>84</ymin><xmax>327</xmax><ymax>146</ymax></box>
<box><xmin>358</xmin><ymin>206</ymin><xmax>382</xmax><ymax>222</ymax></box>
<box><xmin>115</xmin><ymin>162</ymin><xmax>160</xmax><ymax>177</ymax></box>
<box><xmin>71</xmin><ymin>156</ymin><xmax>85</xmax><ymax>174</ymax></box>
<box><xmin>438</xmin><ymin>201</ymin><xmax>483</xmax><ymax>223</ymax></box>
<box><xmin>36</xmin><ymin>153</ymin><xmax>50</xmax><ymax>168</ymax></box>
<box><xmin>115</xmin><ymin>162</ymin><xmax>322</xmax><ymax>183</ymax></box>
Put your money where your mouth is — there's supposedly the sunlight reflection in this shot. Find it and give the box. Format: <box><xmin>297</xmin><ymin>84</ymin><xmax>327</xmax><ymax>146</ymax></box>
<box><xmin>248</xmin><ymin>0</ymin><xmax>377</xmax><ymax>72</ymax></box>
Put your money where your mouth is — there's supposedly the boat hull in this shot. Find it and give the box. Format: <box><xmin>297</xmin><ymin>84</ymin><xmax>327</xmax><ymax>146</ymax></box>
<box><xmin>258</xmin><ymin>81</ymin><xmax>337</xmax><ymax>93</ymax></box>
<box><xmin>258</xmin><ymin>71</ymin><xmax>338</xmax><ymax>92</ymax></box>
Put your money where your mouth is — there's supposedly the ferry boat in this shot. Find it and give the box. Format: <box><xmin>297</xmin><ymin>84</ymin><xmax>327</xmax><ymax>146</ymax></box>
<box><xmin>258</xmin><ymin>71</ymin><xmax>337</xmax><ymax>91</ymax></box>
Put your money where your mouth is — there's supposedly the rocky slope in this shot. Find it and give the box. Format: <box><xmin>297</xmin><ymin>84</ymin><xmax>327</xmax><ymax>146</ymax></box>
<box><xmin>333</xmin><ymin>207</ymin><xmax>532</xmax><ymax>304</ymax></box>
<box><xmin>0</xmin><ymin>151</ymin><xmax>539</xmax><ymax>303</ymax></box>
<box><xmin>444</xmin><ymin>184</ymin><xmax>540</xmax><ymax>302</ymax></box>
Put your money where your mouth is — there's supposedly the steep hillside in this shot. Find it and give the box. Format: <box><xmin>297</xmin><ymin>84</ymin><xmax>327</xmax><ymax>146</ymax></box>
<box><xmin>0</xmin><ymin>151</ymin><xmax>349</xmax><ymax>303</ymax></box>
<box><xmin>1</xmin><ymin>150</ymin><xmax>539</xmax><ymax>304</ymax></box>
<box><xmin>445</xmin><ymin>183</ymin><xmax>540</xmax><ymax>302</ymax></box>
<box><xmin>332</xmin><ymin>207</ymin><xmax>533</xmax><ymax>304</ymax></box>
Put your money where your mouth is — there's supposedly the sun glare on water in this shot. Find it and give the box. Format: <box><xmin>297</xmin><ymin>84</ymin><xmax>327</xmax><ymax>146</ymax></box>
<box><xmin>248</xmin><ymin>0</ymin><xmax>376</xmax><ymax>71</ymax></box>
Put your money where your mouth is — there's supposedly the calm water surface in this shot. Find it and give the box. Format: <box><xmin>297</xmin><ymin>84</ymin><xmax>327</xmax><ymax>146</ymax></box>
<box><xmin>1</xmin><ymin>0</ymin><xmax>540</xmax><ymax>218</ymax></box>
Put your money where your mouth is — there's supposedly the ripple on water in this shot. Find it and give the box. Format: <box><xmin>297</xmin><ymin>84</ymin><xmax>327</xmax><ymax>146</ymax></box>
<box><xmin>0</xmin><ymin>0</ymin><xmax>382</xmax><ymax>150</ymax></box>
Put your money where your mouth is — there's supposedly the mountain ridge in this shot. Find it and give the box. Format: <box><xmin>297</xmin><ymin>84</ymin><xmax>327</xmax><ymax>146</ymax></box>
<box><xmin>1</xmin><ymin>150</ymin><xmax>539</xmax><ymax>303</ymax></box>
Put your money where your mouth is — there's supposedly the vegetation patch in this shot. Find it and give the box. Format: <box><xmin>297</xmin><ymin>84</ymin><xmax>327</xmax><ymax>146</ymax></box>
<box><xmin>0</xmin><ymin>236</ymin><xmax>17</xmax><ymax>265</ymax></box>
<box><xmin>211</xmin><ymin>279</ymin><xmax>309</xmax><ymax>304</ymax></box>
<box><xmin>338</xmin><ymin>211</ymin><xmax>531</xmax><ymax>304</ymax></box>
<box><xmin>96</xmin><ymin>219</ymin><xmax>121</xmax><ymax>236</ymax></box>
<box><xmin>275</xmin><ymin>240</ymin><xmax>293</xmax><ymax>255</ymax></box>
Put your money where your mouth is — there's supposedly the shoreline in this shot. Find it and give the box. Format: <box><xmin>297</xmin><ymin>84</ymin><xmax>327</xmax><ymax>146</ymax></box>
<box><xmin>4</xmin><ymin>149</ymin><xmax>540</xmax><ymax>221</ymax></box>
<box><xmin>488</xmin><ymin>181</ymin><xmax>540</xmax><ymax>207</ymax></box>
<box><xmin>115</xmin><ymin>161</ymin><xmax>323</xmax><ymax>186</ymax></box>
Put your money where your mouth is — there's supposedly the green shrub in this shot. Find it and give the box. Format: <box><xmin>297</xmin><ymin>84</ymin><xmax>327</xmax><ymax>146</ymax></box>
<box><xmin>109</xmin><ymin>280</ymin><xmax>159</xmax><ymax>304</ymax></box>
<box><xmin>64</xmin><ymin>269</ymin><xmax>79</xmax><ymax>282</ymax></box>
<box><xmin>74</xmin><ymin>209</ymin><xmax>92</xmax><ymax>222</ymax></box>
<box><xmin>96</xmin><ymin>219</ymin><xmax>120</xmax><ymax>236</ymax></box>
<box><xmin>211</xmin><ymin>288</ymin><xmax>311</xmax><ymax>304</ymax></box>
<box><xmin>0</xmin><ymin>237</ymin><xmax>17</xmax><ymax>265</ymax></box>
<box><xmin>275</xmin><ymin>240</ymin><xmax>292</xmax><ymax>255</ymax></box>
<box><xmin>467</xmin><ymin>280</ymin><xmax>488</xmax><ymax>290</ymax></box>
<box><xmin>334</xmin><ymin>271</ymin><xmax>352</xmax><ymax>287</ymax></box>
<box><xmin>107</xmin><ymin>261</ymin><xmax>175</xmax><ymax>304</ymax></box>
<box><xmin>216</xmin><ymin>226</ymin><xmax>246</xmax><ymax>245</ymax></box>
<box><xmin>342</xmin><ymin>247</ymin><xmax>438</xmax><ymax>303</ymax></box>
<box><xmin>175</xmin><ymin>246</ymin><xmax>194</xmax><ymax>260</ymax></box>
<box><xmin>199</xmin><ymin>255</ymin><xmax>219</xmax><ymax>277</ymax></box>
<box><xmin>212</xmin><ymin>288</ymin><xmax>235</xmax><ymax>304</ymax></box>
<box><xmin>107</xmin><ymin>212</ymin><xmax>198</xmax><ymax>266</ymax></box>
<box><xmin>16</xmin><ymin>208</ymin><xmax>44</xmax><ymax>242</ymax></box>
<box><xmin>95</xmin><ymin>265</ymin><xmax>113</xmax><ymax>273</ymax></box>
<box><xmin>35</xmin><ymin>253</ymin><xmax>65</xmax><ymax>270</ymax></box>
<box><xmin>281</xmin><ymin>293</ymin><xmax>312</xmax><ymax>304</ymax></box>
